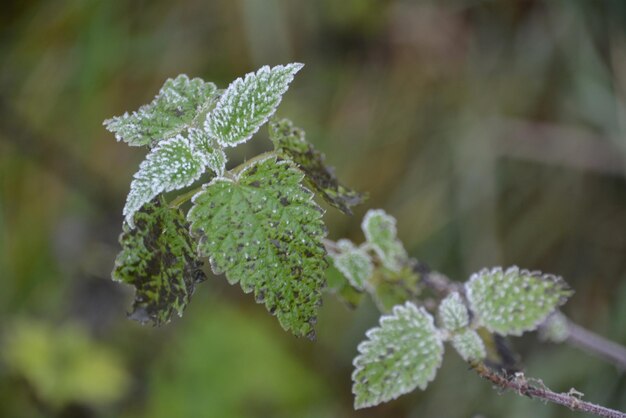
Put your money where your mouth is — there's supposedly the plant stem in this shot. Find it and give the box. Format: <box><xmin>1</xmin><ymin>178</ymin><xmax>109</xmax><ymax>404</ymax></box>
<box><xmin>565</xmin><ymin>320</ymin><xmax>626</xmax><ymax>370</ymax></box>
<box><xmin>473</xmin><ymin>362</ymin><xmax>626</xmax><ymax>418</ymax></box>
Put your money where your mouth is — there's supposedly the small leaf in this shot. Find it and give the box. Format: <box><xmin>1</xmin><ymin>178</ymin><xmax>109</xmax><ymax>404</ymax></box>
<box><xmin>438</xmin><ymin>292</ymin><xmax>469</xmax><ymax>332</ymax></box>
<box><xmin>466</xmin><ymin>266</ymin><xmax>573</xmax><ymax>336</ymax></box>
<box><xmin>113</xmin><ymin>199</ymin><xmax>206</xmax><ymax>326</ymax></box>
<box><xmin>451</xmin><ymin>329</ymin><xmax>486</xmax><ymax>362</ymax></box>
<box><xmin>269</xmin><ymin>118</ymin><xmax>366</xmax><ymax>214</ymax></box>
<box><xmin>188</xmin><ymin>156</ymin><xmax>328</xmax><ymax>338</ymax></box>
<box><xmin>207</xmin><ymin>63</ymin><xmax>304</xmax><ymax>147</ymax></box>
<box><xmin>352</xmin><ymin>302</ymin><xmax>444</xmax><ymax>409</ymax></box>
<box><xmin>104</xmin><ymin>75</ymin><xmax>218</xmax><ymax>147</ymax></box>
<box><xmin>329</xmin><ymin>239</ymin><xmax>373</xmax><ymax>290</ymax></box>
<box><xmin>123</xmin><ymin>129</ymin><xmax>210</xmax><ymax>227</ymax></box>
<box><xmin>539</xmin><ymin>311</ymin><xmax>569</xmax><ymax>343</ymax></box>
<box><xmin>361</xmin><ymin>209</ymin><xmax>408</xmax><ymax>272</ymax></box>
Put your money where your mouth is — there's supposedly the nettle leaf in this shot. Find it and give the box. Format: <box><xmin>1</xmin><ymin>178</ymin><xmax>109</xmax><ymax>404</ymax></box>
<box><xmin>104</xmin><ymin>75</ymin><xmax>218</xmax><ymax>147</ymax></box>
<box><xmin>269</xmin><ymin>118</ymin><xmax>366</xmax><ymax>214</ymax></box>
<box><xmin>352</xmin><ymin>302</ymin><xmax>444</xmax><ymax>409</ymax></box>
<box><xmin>451</xmin><ymin>329</ymin><xmax>486</xmax><ymax>362</ymax></box>
<box><xmin>539</xmin><ymin>311</ymin><xmax>569</xmax><ymax>343</ymax></box>
<box><xmin>207</xmin><ymin>63</ymin><xmax>303</xmax><ymax>148</ymax></box>
<box><xmin>466</xmin><ymin>266</ymin><xmax>573</xmax><ymax>336</ymax></box>
<box><xmin>438</xmin><ymin>292</ymin><xmax>469</xmax><ymax>332</ymax></box>
<box><xmin>362</xmin><ymin>209</ymin><xmax>408</xmax><ymax>272</ymax></box>
<box><xmin>187</xmin><ymin>157</ymin><xmax>328</xmax><ymax>338</ymax></box>
<box><xmin>113</xmin><ymin>199</ymin><xmax>206</xmax><ymax>326</ymax></box>
<box><xmin>330</xmin><ymin>239</ymin><xmax>373</xmax><ymax>290</ymax></box>
<box><xmin>124</xmin><ymin>129</ymin><xmax>212</xmax><ymax>227</ymax></box>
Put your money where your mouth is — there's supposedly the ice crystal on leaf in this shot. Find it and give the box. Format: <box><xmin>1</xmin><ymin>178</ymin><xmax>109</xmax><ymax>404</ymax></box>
<box><xmin>269</xmin><ymin>118</ymin><xmax>366</xmax><ymax>214</ymax></box>
<box><xmin>113</xmin><ymin>199</ymin><xmax>206</xmax><ymax>326</ymax></box>
<box><xmin>187</xmin><ymin>157</ymin><xmax>328</xmax><ymax>338</ymax></box>
<box><xmin>466</xmin><ymin>266</ymin><xmax>573</xmax><ymax>336</ymax></box>
<box><xmin>206</xmin><ymin>64</ymin><xmax>304</xmax><ymax>148</ymax></box>
<box><xmin>438</xmin><ymin>292</ymin><xmax>469</xmax><ymax>332</ymax></box>
<box><xmin>451</xmin><ymin>329</ymin><xmax>486</xmax><ymax>362</ymax></box>
<box><xmin>104</xmin><ymin>75</ymin><xmax>218</xmax><ymax>147</ymax></box>
<box><xmin>352</xmin><ymin>302</ymin><xmax>444</xmax><ymax>409</ymax></box>
<box><xmin>123</xmin><ymin>129</ymin><xmax>215</xmax><ymax>227</ymax></box>
<box><xmin>361</xmin><ymin>209</ymin><xmax>408</xmax><ymax>272</ymax></box>
<box><xmin>330</xmin><ymin>239</ymin><xmax>373</xmax><ymax>290</ymax></box>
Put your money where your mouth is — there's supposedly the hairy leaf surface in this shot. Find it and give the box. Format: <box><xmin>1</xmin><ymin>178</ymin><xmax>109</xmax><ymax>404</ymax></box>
<box><xmin>123</xmin><ymin>131</ymin><xmax>209</xmax><ymax>227</ymax></box>
<box><xmin>269</xmin><ymin>118</ymin><xmax>365</xmax><ymax>214</ymax></box>
<box><xmin>206</xmin><ymin>64</ymin><xmax>303</xmax><ymax>147</ymax></box>
<box><xmin>330</xmin><ymin>239</ymin><xmax>373</xmax><ymax>290</ymax></box>
<box><xmin>451</xmin><ymin>329</ymin><xmax>486</xmax><ymax>362</ymax></box>
<box><xmin>352</xmin><ymin>302</ymin><xmax>444</xmax><ymax>409</ymax></box>
<box><xmin>188</xmin><ymin>157</ymin><xmax>327</xmax><ymax>338</ymax></box>
<box><xmin>104</xmin><ymin>75</ymin><xmax>217</xmax><ymax>147</ymax></box>
<box><xmin>362</xmin><ymin>209</ymin><xmax>408</xmax><ymax>272</ymax></box>
<box><xmin>113</xmin><ymin>199</ymin><xmax>206</xmax><ymax>326</ymax></box>
<box><xmin>438</xmin><ymin>292</ymin><xmax>469</xmax><ymax>332</ymax></box>
<box><xmin>466</xmin><ymin>266</ymin><xmax>573</xmax><ymax>336</ymax></box>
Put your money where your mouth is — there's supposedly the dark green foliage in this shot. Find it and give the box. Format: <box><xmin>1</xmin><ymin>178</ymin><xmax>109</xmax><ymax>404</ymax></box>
<box><xmin>269</xmin><ymin>118</ymin><xmax>365</xmax><ymax>214</ymax></box>
<box><xmin>113</xmin><ymin>198</ymin><xmax>206</xmax><ymax>325</ymax></box>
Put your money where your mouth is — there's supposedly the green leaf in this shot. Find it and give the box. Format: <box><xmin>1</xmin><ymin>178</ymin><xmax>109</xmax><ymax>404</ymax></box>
<box><xmin>206</xmin><ymin>63</ymin><xmax>303</xmax><ymax>147</ymax></box>
<box><xmin>269</xmin><ymin>118</ymin><xmax>366</xmax><ymax>214</ymax></box>
<box><xmin>450</xmin><ymin>329</ymin><xmax>486</xmax><ymax>362</ymax></box>
<box><xmin>465</xmin><ymin>266</ymin><xmax>573</xmax><ymax>336</ymax></box>
<box><xmin>539</xmin><ymin>311</ymin><xmax>569</xmax><ymax>343</ymax></box>
<box><xmin>362</xmin><ymin>209</ymin><xmax>408</xmax><ymax>272</ymax></box>
<box><xmin>113</xmin><ymin>199</ymin><xmax>206</xmax><ymax>326</ymax></box>
<box><xmin>329</xmin><ymin>239</ymin><xmax>373</xmax><ymax>290</ymax></box>
<box><xmin>104</xmin><ymin>75</ymin><xmax>218</xmax><ymax>147</ymax></box>
<box><xmin>438</xmin><ymin>292</ymin><xmax>469</xmax><ymax>332</ymax></box>
<box><xmin>187</xmin><ymin>156</ymin><xmax>328</xmax><ymax>338</ymax></box>
<box><xmin>123</xmin><ymin>129</ymin><xmax>212</xmax><ymax>227</ymax></box>
<box><xmin>352</xmin><ymin>302</ymin><xmax>444</xmax><ymax>409</ymax></box>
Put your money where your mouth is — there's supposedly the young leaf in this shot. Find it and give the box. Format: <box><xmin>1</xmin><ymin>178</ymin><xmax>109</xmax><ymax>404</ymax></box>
<box><xmin>187</xmin><ymin>157</ymin><xmax>328</xmax><ymax>338</ymax></box>
<box><xmin>451</xmin><ymin>329</ymin><xmax>486</xmax><ymax>362</ymax></box>
<box><xmin>352</xmin><ymin>302</ymin><xmax>444</xmax><ymax>409</ymax></box>
<box><xmin>206</xmin><ymin>63</ymin><xmax>303</xmax><ymax>147</ymax></box>
<box><xmin>113</xmin><ymin>199</ymin><xmax>206</xmax><ymax>326</ymax></box>
<box><xmin>269</xmin><ymin>118</ymin><xmax>366</xmax><ymax>214</ymax></box>
<box><xmin>123</xmin><ymin>130</ymin><xmax>210</xmax><ymax>227</ymax></box>
<box><xmin>539</xmin><ymin>311</ymin><xmax>569</xmax><ymax>343</ymax></box>
<box><xmin>361</xmin><ymin>209</ymin><xmax>408</xmax><ymax>272</ymax></box>
<box><xmin>466</xmin><ymin>266</ymin><xmax>573</xmax><ymax>336</ymax></box>
<box><xmin>330</xmin><ymin>239</ymin><xmax>373</xmax><ymax>290</ymax></box>
<box><xmin>104</xmin><ymin>75</ymin><xmax>218</xmax><ymax>147</ymax></box>
<box><xmin>438</xmin><ymin>292</ymin><xmax>469</xmax><ymax>332</ymax></box>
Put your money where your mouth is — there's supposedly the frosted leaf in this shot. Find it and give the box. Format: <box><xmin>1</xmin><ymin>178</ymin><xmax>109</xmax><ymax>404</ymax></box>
<box><xmin>451</xmin><ymin>329</ymin><xmax>486</xmax><ymax>362</ymax></box>
<box><xmin>188</xmin><ymin>128</ymin><xmax>227</xmax><ymax>176</ymax></box>
<box><xmin>352</xmin><ymin>302</ymin><xmax>444</xmax><ymax>409</ymax></box>
<box><xmin>361</xmin><ymin>209</ymin><xmax>408</xmax><ymax>272</ymax></box>
<box><xmin>187</xmin><ymin>157</ymin><xmax>328</xmax><ymax>338</ymax></box>
<box><xmin>269</xmin><ymin>118</ymin><xmax>366</xmax><ymax>214</ymax></box>
<box><xmin>104</xmin><ymin>75</ymin><xmax>218</xmax><ymax>147</ymax></box>
<box><xmin>466</xmin><ymin>266</ymin><xmax>573</xmax><ymax>336</ymax></box>
<box><xmin>123</xmin><ymin>132</ymin><xmax>206</xmax><ymax>227</ymax></box>
<box><xmin>329</xmin><ymin>239</ymin><xmax>373</xmax><ymax>290</ymax></box>
<box><xmin>206</xmin><ymin>63</ymin><xmax>304</xmax><ymax>147</ymax></box>
<box><xmin>539</xmin><ymin>311</ymin><xmax>569</xmax><ymax>343</ymax></box>
<box><xmin>113</xmin><ymin>199</ymin><xmax>206</xmax><ymax>326</ymax></box>
<box><xmin>438</xmin><ymin>292</ymin><xmax>469</xmax><ymax>332</ymax></box>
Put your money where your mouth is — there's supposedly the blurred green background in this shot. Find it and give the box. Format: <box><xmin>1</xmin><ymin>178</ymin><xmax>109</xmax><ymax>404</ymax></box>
<box><xmin>1</xmin><ymin>0</ymin><xmax>625</xmax><ymax>417</ymax></box>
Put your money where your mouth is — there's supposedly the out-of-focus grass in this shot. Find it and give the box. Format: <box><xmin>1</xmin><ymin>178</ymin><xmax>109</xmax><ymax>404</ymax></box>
<box><xmin>1</xmin><ymin>1</ymin><xmax>625</xmax><ymax>417</ymax></box>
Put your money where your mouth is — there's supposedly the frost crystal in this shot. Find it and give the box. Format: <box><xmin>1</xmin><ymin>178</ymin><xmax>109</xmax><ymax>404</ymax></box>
<box><xmin>438</xmin><ymin>292</ymin><xmax>469</xmax><ymax>332</ymax></box>
<box><xmin>352</xmin><ymin>302</ymin><xmax>444</xmax><ymax>409</ymax></box>
<box><xmin>451</xmin><ymin>329</ymin><xmax>486</xmax><ymax>362</ymax></box>
<box><xmin>206</xmin><ymin>63</ymin><xmax>304</xmax><ymax>147</ymax></box>
<box><xmin>269</xmin><ymin>118</ymin><xmax>365</xmax><ymax>214</ymax></box>
<box><xmin>466</xmin><ymin>266</ymin><xmax>573</xmax><ymax>336</ymax></box>
<box><xmin>113</xmin><ymin>199</ymin><xmax>205</xmax><ymax>326</ymax></box>
<box><xmin>187</xmin><ymin>157</ymin><xmax>327</xmax><ymax>338</ymax></box>
<box><xmin>104</xmin><ymin>75</ymin><xmax>218</xmax><ymax>147</ymax></box>
<box><xmin>361</xmin><ymin>209</ymin><xmax>408</xmax><ymax>272</ymax></box>
<box><xmin>123</xmin><ymin>131</ymin><xmax>207</xmax><ymax>227</ymax></box>
<box><xmin>330</xmin><ymin>239</ymin><xmax>373</xmax><ymax>290</ymax></box>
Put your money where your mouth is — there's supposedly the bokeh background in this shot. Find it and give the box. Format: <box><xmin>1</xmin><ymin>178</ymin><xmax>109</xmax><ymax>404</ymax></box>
<box><xmin>1</xmin><ymin>0</ymin><xmax>626</xmax><ymax>417</ymax></box>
